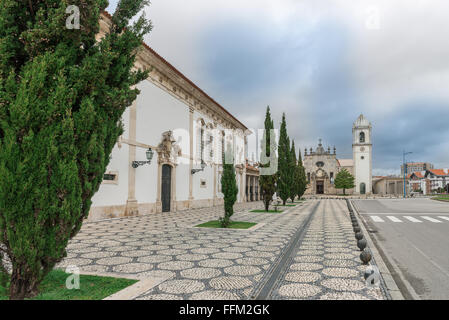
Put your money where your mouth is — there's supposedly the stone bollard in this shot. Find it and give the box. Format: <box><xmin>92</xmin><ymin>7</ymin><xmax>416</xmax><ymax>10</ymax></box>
<box><xmin>360</xmin><ymin>248</ymin><xmax>372</xmax><ymax>265</ymax></box>
<box><xmin>357</xmin><ymin>238</ymin><xmax>367</xmax><ymax>251</ymax></box>
<box><xmin>364</xmin><ymin>268</ymin><xmax>376</xmax><ymax>284</ymax></box>
<box><xmin>353</xmin><ymin>226</ymin><xmax>361</xmax><ymax>233</ymax></box>
<box><xmin>355</xmin><ymin>232</ymin><xmax>364</xmax><ymax>241</ymax></box>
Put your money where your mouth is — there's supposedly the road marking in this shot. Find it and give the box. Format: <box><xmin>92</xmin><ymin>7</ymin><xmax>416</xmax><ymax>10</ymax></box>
<box><xmin>362</xmin><ymin>212</ymin><xmax>449</xmax><ymax>215</ymax></box>
<box><xmin>370</xmin><ymin>216</ymin><xmax>385</xmax><ymax>222</ymax></box>
<box><xmin>403</xmin><ymin>216</ymin><xmax>422</xmax><ymax>223</ymax></box>
<box><xmin>438</xmin><ymin>216</ymin><xmax>449</xmax><ymax>222</ymax></box>
<box><xmin>387</xmin><ymin>216</ymin><xmax>402</xmax><ymax>223</ymax></box>
<box><xmin>421</xmin><ymin>216</ymin><xmax>442</xmax><ymax>223</ymax></box>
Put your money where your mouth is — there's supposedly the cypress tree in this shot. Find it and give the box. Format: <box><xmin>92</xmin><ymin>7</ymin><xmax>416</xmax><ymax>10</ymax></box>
<box><xmin>296</xmin><ymin>148</ymin><xmax>307</xmax><ymax>199</ymax></box>
<box><xmin>289</xmin><ymin>140</ymin><xmax>298</xmax><ymax>202</ymax></box>
<box><xmin>0</xmin><ymin>0</ymin><xmax>151</xmax><ymax>299</ymax></box>
<box><xmin>220</xmin><ymin>143</ymin><xmax>238</xmax><ymax>228</ymax></box>
<box><xmin>335</xmin><ymin>169</ymin><xmax>355</xmax><ymax>195</ymax></box>
<box><xmin>259</xmin><ymin>106</ymin><xmax>277</xmax><ymax>211</ymax></box>
<box><xmin>277</xmin><ymin>113</ymin><xmax>291</xmax><ymax>205</ymax></box>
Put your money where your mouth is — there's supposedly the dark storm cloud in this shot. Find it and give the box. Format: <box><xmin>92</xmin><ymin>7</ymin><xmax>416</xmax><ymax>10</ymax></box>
<box><xmin>372</xmin><ymin>103</ymin><xmax>449</xmax><ymax>173</ymax></box>
<box><xmin>106</xmin><ymin>0</ymin><xmax>449</xmax><ymax>174</ymax></box>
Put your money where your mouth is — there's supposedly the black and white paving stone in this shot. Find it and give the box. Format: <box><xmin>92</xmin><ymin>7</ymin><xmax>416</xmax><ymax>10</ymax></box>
<box><xmin>57</xmin><ymin>199</ymin><xmax>387</xmax><ymax>300</ymax></box>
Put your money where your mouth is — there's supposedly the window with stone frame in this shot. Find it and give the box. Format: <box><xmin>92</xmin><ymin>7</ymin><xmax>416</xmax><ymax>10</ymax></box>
<box><xmin>197</xmin><ymin>120</ymin><xmax>205</xmax><ymax>162</ymax></box>
<box><xmin>208</xmin><ymin>134</ymin><xmax>214</xmax><ymax>162</ymax></box>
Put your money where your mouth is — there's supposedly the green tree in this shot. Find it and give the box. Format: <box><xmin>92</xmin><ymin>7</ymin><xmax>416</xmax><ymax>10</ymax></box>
<box><xmin>296</xmin><ymin>148</ymin><xmax>307</xmax><ymax>199</ymax></box>
<box><xmin>220</xmin><ymin>143</ymin><xmax>238</xmax><ymax>228</ymax></box>
<box><xmin>334</xmin><ymin>169</ymin><xmax>355</xmax><ymax>195</ymax></box>
<box><xmin>259</xmin><ymin>106</ymin><xmax>277</xmax><ymax>211</ymax></box>
<box><xmin>277</xmin><ymin>113</ymin><xmax>291</xmax><ymax>205</ymax></box>
<box><xmin>289</xmin><ymin>140</ymin><xmax>298</xmax><ymax>202</ymax></box>
<box><xmin>0</xmin><ymin>1</ymin><xmax>151</xmax><ymax>299</ymax></box>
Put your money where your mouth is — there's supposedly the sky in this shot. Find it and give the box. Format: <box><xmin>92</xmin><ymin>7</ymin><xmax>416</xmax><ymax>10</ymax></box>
<box><xmin>107</xmin><ymin>0</ymin><xmax>449</xmax><ymax>175</ymax></box>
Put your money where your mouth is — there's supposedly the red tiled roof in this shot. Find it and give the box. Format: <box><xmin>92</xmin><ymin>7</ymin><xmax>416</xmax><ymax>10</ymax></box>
<box><xmin>428</xmin><ymin>169</ymin><xmax>449</xmax><ymax>176</ymax></box>
<box><xmin>408</xmin><ymin>172</ymin><xmax>424</xmax><ymax>179</ymax></box>
<box><xmin>101</xmin><ymin>11</ymin><xmax>248</xmax><ymax>131</ymax></box>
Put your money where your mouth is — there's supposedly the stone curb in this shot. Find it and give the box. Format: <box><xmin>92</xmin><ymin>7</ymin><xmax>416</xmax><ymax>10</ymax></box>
<box><xmin>189</xmin><ymin>222</ymin><xmax>267</xmax><ymax>232</ymax></box>
<box><xmin>102</xmin><ymin>275</ymin><xmax>170</xmax><ymax>300</ymax></box>
<box><xmin>348</xmin><ymin>200</ymin><xmax>405</xmax><ymax>300</ymax></box>
<box><xmin>187</xmin><ymin>202</ymin><xmax>301</xmax><ymax>231</ymax></box>
<box><xmin>54</xmin><ymin>269</ymin><xmax>170</xmax><ymax>301</ymax></box>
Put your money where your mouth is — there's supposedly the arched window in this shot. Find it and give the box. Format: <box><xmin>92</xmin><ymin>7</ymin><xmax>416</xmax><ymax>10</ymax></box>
<box><xmin>359</xmin><ymin>132</ymin><xmax>365</xmax><ymax>143</ymax></box>
<box><xmin>307</xmin><ymin>173</ymin><xmax>311</xmax><ymax>183</ymax></box>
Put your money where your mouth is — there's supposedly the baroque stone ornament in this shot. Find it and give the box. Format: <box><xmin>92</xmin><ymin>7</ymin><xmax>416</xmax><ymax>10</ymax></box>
<box><xmin>157</xmin><ymin>131</ymin><xmax>181</xmax><ymax>164</ymax></box>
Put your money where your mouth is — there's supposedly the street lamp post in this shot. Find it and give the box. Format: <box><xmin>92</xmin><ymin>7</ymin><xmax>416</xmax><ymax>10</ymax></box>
<box><xmin>132</xmin><ymin>148</ymin><xmax>154</xmax><ymax>168</ymax></box>
<box><xmin>191</xmin><ymin>160</ymin><xmax>206</xmax><ymax>175</ymax></box>
<box><xmin>403</xmin><ymin>151</ymin><xmax>413</xmax><ymax>198</ymax></box>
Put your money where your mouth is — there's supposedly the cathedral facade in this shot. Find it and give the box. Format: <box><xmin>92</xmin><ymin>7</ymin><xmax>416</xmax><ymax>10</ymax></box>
<box><xmin>304</xmin><ymin>115</ymin><xmax>373</xmax><ymax>195</ymax></box>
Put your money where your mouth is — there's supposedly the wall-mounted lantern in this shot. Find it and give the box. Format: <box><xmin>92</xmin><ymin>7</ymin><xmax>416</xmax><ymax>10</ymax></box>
<box><xmin>191</xmin><ymin>160</ymin><xmax>206</xmax><ymax>175</ymax></box>
<box><xmin>132</xmin><ymin>148</ymin><xmax>154</xmax><ymax>168</ymax></box>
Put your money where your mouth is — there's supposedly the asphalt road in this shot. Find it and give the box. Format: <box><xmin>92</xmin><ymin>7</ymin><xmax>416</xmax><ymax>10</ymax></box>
<box><xmin>353</xmin><ymin>198</ymin><xmax>449</xmax><ymax>300</ymax></box>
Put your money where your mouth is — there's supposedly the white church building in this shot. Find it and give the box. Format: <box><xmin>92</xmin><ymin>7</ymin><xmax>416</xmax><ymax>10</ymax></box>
<box><xmin>304</xmin><ymin>114</ymin><xmax>373</xmax><ymax>195</ymax></box>
<box><xmin>89</xmin><ymin>13</ymin><xmax>251</xmax><ymax>221</ymax></box>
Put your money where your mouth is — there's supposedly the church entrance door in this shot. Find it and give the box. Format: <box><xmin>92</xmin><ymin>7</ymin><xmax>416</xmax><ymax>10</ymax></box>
<box><xmin>316</xmin><ymin>181</ymin><xmax>324</xmax><ymax>195</ymax></box>
<box><xmin>360</xmin><ymin>183</ymin><xmax>366</xmax><ymax>195</ymax></box>
<box><xmin>161</xmin><ymin>164</ymin><xmax>172</xmax><ymax>212</ymax></box>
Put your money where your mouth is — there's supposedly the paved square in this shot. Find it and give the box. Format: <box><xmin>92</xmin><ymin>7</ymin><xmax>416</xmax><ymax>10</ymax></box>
<box><xmin>58</xmin><ymin>200</ymin><xmax>387</xmax><ymax>300</ymax></box>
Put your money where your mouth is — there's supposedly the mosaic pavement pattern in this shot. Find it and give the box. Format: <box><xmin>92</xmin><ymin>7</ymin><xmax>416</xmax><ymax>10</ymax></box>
<box><xmin>265</xmin><ymin>200</ymin><xmax>385</xmax><ymax>300</ymax></box>
<box><xmin>58</xmin><ymin>199</ymin><xmax>387</xmax><ymax>300</ymax></box>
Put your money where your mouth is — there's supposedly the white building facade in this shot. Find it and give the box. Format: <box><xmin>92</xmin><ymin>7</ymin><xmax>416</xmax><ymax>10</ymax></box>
<box><xmin>89</xmin><ymin>13</ymin><xmax>250</xmax><ymax>221</ymax></box>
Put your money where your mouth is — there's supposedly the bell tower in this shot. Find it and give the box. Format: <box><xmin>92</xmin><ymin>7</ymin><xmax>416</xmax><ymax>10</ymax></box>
<box><xmin>353</xmin><ymin>114</ymin><xmax>372</xmax><ymax>195</ymax></box>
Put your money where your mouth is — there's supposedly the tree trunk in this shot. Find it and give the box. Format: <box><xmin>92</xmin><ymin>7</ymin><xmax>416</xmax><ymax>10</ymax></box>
<box><xmin>9</xmin><ymin>268</ymin><xmax>39</xmax><ymax>300</ymax></box>
<box><xmin>263</xmin><ymin>195</ymin><xmax>270</xmax><ymax>212</ymax></box>
<box><xmin>343</xmin><ymin>188</ymin><xmax>346</xmax><ymax>196</ymax></box>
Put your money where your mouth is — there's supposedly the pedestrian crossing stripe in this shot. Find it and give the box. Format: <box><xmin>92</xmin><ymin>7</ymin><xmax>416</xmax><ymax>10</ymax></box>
<box><xmin>387</xmin><ymin>216</ymin><xmax>402</xmax><ymax>223</ymax></box>
<box><xmin>421</xmin><ymin>216</ymin><xmax>442</xmax><ymax>223</ymax></box>
<box><xmin>403</xmin><ymin>216</ymin><xmax>422</xmax><ymax>223</ymax></box>
<box><xmin>370</xmin><ymin>216</ymin><xmax>384</xmax><ymax>222</ymax></box>
<box><xmin>369</xmin><ymin>215</ymin><xmax>449</xmax><ymax>223</ymax></box>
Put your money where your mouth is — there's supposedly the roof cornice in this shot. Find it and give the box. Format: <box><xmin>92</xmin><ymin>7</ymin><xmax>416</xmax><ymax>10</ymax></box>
<box><xmin>99</xmin><ymin>11</ymin><xmax>248</xmax><ymax>132</ymax></box>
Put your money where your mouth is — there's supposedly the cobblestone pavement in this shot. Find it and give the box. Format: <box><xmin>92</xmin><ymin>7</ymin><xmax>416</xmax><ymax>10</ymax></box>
<box><xmin>259</xmin><ymin>200</ymin><xmax>385</xmax><ymax>300</ymax></box>
<box><xmin>58</xmin><ymin>199</ymin><xmax>387</xmax><ymax>300</ymax></box>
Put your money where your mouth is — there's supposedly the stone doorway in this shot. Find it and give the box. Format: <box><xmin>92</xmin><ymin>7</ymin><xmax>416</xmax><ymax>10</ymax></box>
<box><xmin>161</xmin><ymin>164</ymin><xmax>172</xmax><ymax>212</ymax></box>
<box><xmin>316</xmin><ymin>181</ymin><xmax>324</xmax><ymax>194</ymax></box>
<box><xmin>360</xmin><ymin>183</ymin><xmax>366</xmax><ymax>195</ymax></box>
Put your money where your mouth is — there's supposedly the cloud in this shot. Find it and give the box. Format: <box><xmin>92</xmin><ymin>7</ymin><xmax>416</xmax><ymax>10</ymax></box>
<box><xmin>107</xmin><ymin>0</ymin><xmax>449</xmax><ymax>174</ymax></box>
